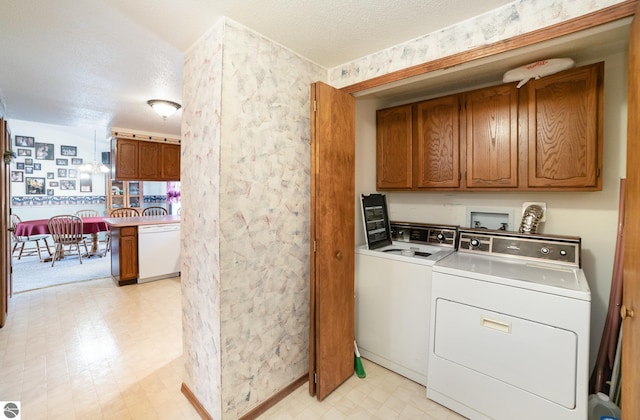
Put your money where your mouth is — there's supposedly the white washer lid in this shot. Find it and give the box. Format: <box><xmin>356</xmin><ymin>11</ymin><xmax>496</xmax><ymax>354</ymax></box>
<box><xmin>434</xmin><ymin>252</ymin><xmax>591</xmax><ymax>301</ymax></box>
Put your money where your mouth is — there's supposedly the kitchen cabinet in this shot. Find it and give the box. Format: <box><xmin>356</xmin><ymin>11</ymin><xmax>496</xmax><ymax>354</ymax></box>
<box><xmin>106</xmin><ymin>179</ymin><xmax>143</xmax><ymax>212</ymax></box>
<box><xmin>523</xmin><ymin>62</ymin><xmax>603</xmax><ymax>190</ymax></box>
<box><xmin>113</xmin><ymin>137</ymin><xmax>181</xmax><ymax>181</ymax></box>
<box><xmin>110</xmin><ymin>226</ymin><xmax>138</xmax><ymax>286</ymax></box>
<box><xmin>375</xmin><ymin>62</ymin><xmax>603</xmax><ymax>191</ymax></box>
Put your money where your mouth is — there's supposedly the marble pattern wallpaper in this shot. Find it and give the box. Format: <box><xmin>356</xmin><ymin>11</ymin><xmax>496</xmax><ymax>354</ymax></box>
<box><xmin>181</xmin><ymin>0</ymin><xmax>622</xmax><ymax>417</ymax></box>
<box><xmin>181</xmin><ymin>19</ymin><xmax>225</xmax><ymax>420</ymax></box>
<box><xmin>328</xmin><ymin>0</ymin><xmax>625</xmax><ymax>88</ymax></box>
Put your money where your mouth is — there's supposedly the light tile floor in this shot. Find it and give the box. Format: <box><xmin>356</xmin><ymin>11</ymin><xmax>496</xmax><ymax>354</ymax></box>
<box><xmin>0</xmin><ymin>277</ymin><xmax>464</xmax><ymax>419</ymax></box>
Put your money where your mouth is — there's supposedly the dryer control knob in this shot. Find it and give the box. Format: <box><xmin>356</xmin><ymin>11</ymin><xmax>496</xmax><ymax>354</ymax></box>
<box><xmin>540</xmin><ymin>247</ymin><xmax>550</xmax><ymax>255</ymax></box>
<box><xmin>470</xmin><ymin>238</ymin><xmax>481</xmax><ymax>248</ymax></box>
<box><xmin>436</xmin><ymin>232</ymin><xmax>446</xmax><ymax>242</ymax></box>
<box><xmin>559</xmin><ymin>250</ymin><xmax>567</xmax><ymax>256</ymax></box>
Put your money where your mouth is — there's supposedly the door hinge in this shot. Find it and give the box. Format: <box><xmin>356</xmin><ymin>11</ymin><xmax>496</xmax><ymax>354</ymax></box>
<box><xmin>313</xmin><ymin>100</ymin><xmax>317</xmax><ymax>112</ymax></box>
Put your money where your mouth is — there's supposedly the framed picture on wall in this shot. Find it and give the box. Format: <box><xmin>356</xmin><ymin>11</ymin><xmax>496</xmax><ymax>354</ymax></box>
<box><xmin>68</xmin><ymin>169</ymin><xmax>77</xmax><ymax>178</ymax></box>
<box><xmin>34</xmin><ymin>163</ymin><xmax>41</xmax><ymax>171</ymax></box>
<box><xmin>15</xmin><ymin>135</ymin><xmax>35</xmax><ymax>147</ymax></box>
<box><xmin>71</xmin><ymin>158</ymin><xmax>83</xmax><ymax>165</ymax></box>
<box><xmin>48</xmin><ymin>181</ymin><xmax>59</xmax><ymax>187</ymax></box>
<box><xmin>24</xmin><ymin>158</ymin><xmax>33</xmax><ymax>165</ymax></box>
<box><xmin>10</xmin><ymin>171</ymin><xmax>23</xmax><ymax>182</ymax></box>
<box><xmin>57</xmin><ymin>168</ymin><xmax>67</xmax><ymax>177</ymax></box>
<box><xmin>47</xmin><ymin>189</ymin><xmax>54</xmax><ymax>196</ymax></box>
<box><xmin>25</xmin><ymin>177</ymin><xmax>46</xmax><ymax>195</ymax></box>
<box><xmin>35</xmin><ymin>142</ymin><xmax>54</xmax><ymax>160</ymax></box>
<box><xmin>16</xmin><ymin>162</ymin><xmax>24</xmax><ymax>170</ymax></box>
<box><xmin>60</xmin><ymin>145</ymin><xmax>77</xmax><ymax>156</ymax></box>
<box><xmin>60</xmin><ymin>180</ymin><xmax>76</xmax><ymax>190</ymax></box>
<box><xmin>17</xmin><ymin>148</ymin><xmax>31</xmax><ymax>156</ymax></box>
<box><xmin>56</xmin><ymin>158</ymin><xmax>68</xmax><ymax>166</ymax></box>
<box><xmin>79</xmin><ymin>177</ymin><xmax>92</xmax><ymax>192</ymax></box>
<box><xmin>25</xmin><ymin>166</ymin><xmax>33</xmax><ymax>174</ymax></box>
<box><xmin>47</xmin><ymin>172</ymin><xmax>55</xmax><ymax>179</ymax></box>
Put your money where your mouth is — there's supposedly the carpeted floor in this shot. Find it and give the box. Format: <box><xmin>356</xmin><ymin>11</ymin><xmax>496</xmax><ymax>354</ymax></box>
<box><xmin>12</xmin><ymin>245</ymin><xmax>111</xmax><ymax>293</ymax></box>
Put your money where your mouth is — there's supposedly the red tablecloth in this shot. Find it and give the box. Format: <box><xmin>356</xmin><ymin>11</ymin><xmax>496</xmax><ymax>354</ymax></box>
<box><xmin>15</xmin><ymin>216</ymin><xmax>109</xmax><ymax>236</ymax></box>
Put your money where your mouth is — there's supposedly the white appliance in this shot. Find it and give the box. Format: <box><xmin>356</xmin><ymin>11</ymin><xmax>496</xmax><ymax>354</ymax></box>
<box><xmin>355</xmin><ymin>221</ymin><xmax>457</xmax><ymax>386</ymax></box>
<box><xmin>137</xmin><ymin>224</ymin><xmax>181</xmax><ymax>283</ymax></box>
<box><xmin>428</xmin><ymin>228</ymin><xmax>591</xmax><ymax>420</ymax></box>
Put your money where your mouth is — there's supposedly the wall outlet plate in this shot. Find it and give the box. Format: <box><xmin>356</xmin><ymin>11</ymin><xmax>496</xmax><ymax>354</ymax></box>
<box><xmin>522</xmin><ymin>202</ymin><xmax>547</xmax><ymax>222</ymax></box>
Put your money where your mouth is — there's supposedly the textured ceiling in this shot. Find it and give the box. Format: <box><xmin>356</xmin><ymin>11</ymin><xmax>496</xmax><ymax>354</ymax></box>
<box><xmin>0</xmin><ymin>0</ymin><xmax>515</xmax><ymax>138</ymax></box>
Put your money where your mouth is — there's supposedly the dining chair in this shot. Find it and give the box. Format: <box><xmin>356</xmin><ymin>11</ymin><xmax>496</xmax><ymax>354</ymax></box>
<box><xmin>47</xmin><ymin>215</ymin><xmax>89</xmax><ymax>267</ymax></box>
<box><xmin>10</xmin><ymin>214</ymin><xmax>53</xmax><ymax>261</ymax></box>
<box><xmin>75</xmin><ymin>209</ymin><xmax>99</xmax><ymax>218</ymax></box>
<box><xmin>142</xmin><ymin>206</ymin><xmax>168</xmax><ymax>216</ymax></box>
<box><xmin>104</xmin><ymin>207</ymin><xmax>141</xmax><ymax>254</ymax></box>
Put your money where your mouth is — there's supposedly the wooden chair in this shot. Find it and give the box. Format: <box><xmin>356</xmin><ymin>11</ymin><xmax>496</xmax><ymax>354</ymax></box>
<box><xmin>47</xmin><ymin>215</ymin><xmax>89</xmax><ymax>267</ymax></box>
<box><xmin>142</xmin><ymin>206</ymin><xmax>168</xmax><ymax>216</ymax></box>
<box><xmin>75</xmin><ymin>209</ymin><xmax>99</xmax><ymax>218</ymax></box>
<box><xmin>10</xmin><ymin>214</ymin><xmax>53</xmax><ymax>260</ymax></box>
<box><xmin>109</xmin><ymin>207</ymin><xmax>140</xmax><ymax>218</ymax></box>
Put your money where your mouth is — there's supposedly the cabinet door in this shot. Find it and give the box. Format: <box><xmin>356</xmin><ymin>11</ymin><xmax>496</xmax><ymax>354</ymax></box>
<box><xmin>526</xmin><ymin>63</ymin><xmax>603</xmax><ymax>189</ymax></box>
<box><xmin>138</xmin><ymin>141</ymin><xmax>160</xmax><ymax>179</ymax></box>
<box><xmin>376</xmin><ymin>105</ymin><xmax>413</xmax><ymax>189</ymax></box>
<box><xmin>115</xmin><ymin>138</ymin><xmax>139</xmax><ymax>180</ymax></box>
<box><xmin>464</xmin><ymin>84</ymin><xmax>518</xmax><ymax>188</ymax></box>
<box><xmin>119</xmin><ymin>227</ymin><xmax>138</xmax><ymax>281</ymax></box>
<box><xmin>161</xmin><ymin>144</ymin><xmax>181</xmax><ymax>180</ymax></box>
<box><xmin>413</xmin><ymin>96</ymin><xmax>460</xmax><ymax>188</ymax></box>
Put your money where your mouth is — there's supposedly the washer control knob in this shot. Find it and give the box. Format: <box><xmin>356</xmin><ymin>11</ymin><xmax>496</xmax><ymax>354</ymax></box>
<box><xmin>470</xmin><ymin>238</ymin><xmax>481</xmax><ymax>248</ymax></box>
<box><xmin>540</xmin><ymin>247</ymin><xmax>550</xmax><ymax>255</ymax></box>
<box><xmin>559</xmin><ymin>250</ymin><xmax>567</xmax><ymax>256</ymax></box>
<box><xmin>436</xmin><ymin>232</ymin><xmax>446</xmax><ymax>242</ymax></box>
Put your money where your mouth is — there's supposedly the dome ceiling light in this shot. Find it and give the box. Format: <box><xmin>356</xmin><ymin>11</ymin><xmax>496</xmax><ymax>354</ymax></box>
<box><xmin>147</xmin><ymin>99</ymin><xmax>181</xmax><ymax>119</ymax></box>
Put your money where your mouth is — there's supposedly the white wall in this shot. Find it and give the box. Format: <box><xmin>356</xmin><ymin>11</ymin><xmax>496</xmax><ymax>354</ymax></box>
<box><xmin>355</xmin><ymin>51</ymin><xmax>628</xmax><ymax>371</ymax></box>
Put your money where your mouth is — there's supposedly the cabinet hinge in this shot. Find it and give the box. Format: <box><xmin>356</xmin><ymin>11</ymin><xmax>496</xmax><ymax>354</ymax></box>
<box><xmin>314</xmin><ymin>240</ymin><xmax>317</xmax><ymax>253</ymax></box>
<box><xmin>314</xmin><ymin>372</ymin><xmax>317</xmax><ymax>383</ymax></box>
<box><xmin>596</xmin><ymin>167</ymin><xmax>601</xmax><ymax>178</ymax></box>
<box><xmin>459</xmin><ymin>172</ymin><xmax>462</xmax><ymax>181</ymax></box>
<box><xmin>313</xmin><ymin>100</ymin><xmax>317</xmax><ymax>112</ymax></box>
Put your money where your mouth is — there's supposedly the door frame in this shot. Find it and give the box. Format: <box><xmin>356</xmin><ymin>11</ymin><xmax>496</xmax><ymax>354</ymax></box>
<box><xmin>1</xmin><ymin>117</ymin><xmax>12</xmax><ymax>327</ymax></box>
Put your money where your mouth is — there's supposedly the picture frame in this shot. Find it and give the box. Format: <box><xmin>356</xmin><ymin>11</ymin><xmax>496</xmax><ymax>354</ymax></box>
<box><xmin>35</xmin><ymin>142</ymin><xmax>54</xmax><ymax>160</ymax></box>
<box><xmin>25</xmin><ymin>166</ymin><xmax>33</xmax><ymax>174</ymax></box>
<box><xmin>56</xmin><ymin>158</ymin><xmax>68</xmax><ymax>166</ymax></box>
<box><xmin>47</xmin><ymin>189</ymin><xmax>54</xmax><ymax>196</ymax></box>
<box><xmin>60</xmin><ymin>145</ymin><xmax>77</xmax><ymax>156</ymax></box>
<box><xmin>16</xmin><ymin>162</ymin><xmax>24</xmax><ymax>170</ymax></box>
<box><xmin>10</xmin><ymin>171</ymin><xmax>23</xmax><ymax>182</ymax></box>
<box><xmin>48</xmin><ymin>181</ymin><xmax>59</xmax><ymax>187</ymax></box>
<box><xmin>80</xmin><ymin>177</ymin><xmax>92</xmax><ymax>192</ymax></box>
<box><xmin>60</xmin><ymin>180</ymin><xmax>76</xmax><ymax>190</ymax></box>
<box><xmin>68</xmin><ymin>169</ymin><xmax>77</xmax><ymax>178</ymax></box>
<box><xmin>25</xmin><ymin>177</ymin><xmax>46</xmax><ymax>195</ymax></box>
<box><xmin>25</xmin><ymin>158</ymin><xmax>33</xmax><ymax>165</ymax></box>
<box><xmin>34</xmin><ymin>163</ymin><xmax>41</xmax><ymax>171</ymax></box>
<box><xmin>57</xmin><ymin>168</ymin><xmax>67</xmax><ymax>177</ymax></box>
<box><xmin>15</xmin><ymin>135</ymin><xmax>35</xmax><ymax>148</ymax></box>
<box><xmin>47</xmin><ymin>172</ymin><xmax>55</xmax><ymax>179</ymax></box>
<box><xmin>17</xmin><ymin>148</ymin><xmax>32</xmax><ymax>157</ymax></box>
<box><xmin>71</xmin><ymin>158</ymin><xmax>83</xmax><ymax>165</ymax></box>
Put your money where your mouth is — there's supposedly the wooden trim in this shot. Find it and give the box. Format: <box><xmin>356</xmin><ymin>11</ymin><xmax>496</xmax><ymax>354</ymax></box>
<box><xmin>238</xmin><ymin>375</ymin><xmax>308</xmax><ymax>420</ymax></box>
<box><xmin>111</xmin><ymin>130</ymin><xmax>181</xmax><ymax>144</ymax></box>
<box><xmin>181</xmin><ymin>383</ymin><xmax>214</xmax><ymax>420</ymax></box>
<box><xmin>341</xmin><ymin>0</ymin><xmax>638</xmax><ymax>95</ymax></box>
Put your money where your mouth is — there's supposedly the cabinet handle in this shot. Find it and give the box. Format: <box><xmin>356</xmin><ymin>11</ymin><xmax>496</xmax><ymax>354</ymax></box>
<box><xmin>335</xmin><ymin>251</ymin><xmax>343</xmax><ymax>260</ymax></box>
<box><xmin>621</xmin><ymin>304</ymin><xmax>635</xmax><ymax>320</ymax></box>
<box><xmin>481</xmin><ymin>317</ymin><xmax>511</xmax><ymax>333</ymax></box>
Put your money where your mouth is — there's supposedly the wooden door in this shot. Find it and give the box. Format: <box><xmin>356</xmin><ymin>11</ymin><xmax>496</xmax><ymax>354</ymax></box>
<box><xmin>309</xmin><ymin>82</ymin><xmax>355</xmax><ymax>400</ymax></box>
<box><xmin>622</xmin><ymin>3</ymin><xmax>640</xmax><ymax>419</ymax></box>
<box><xmin>464</xmin><ymin>84</ymin><xmax>518</xmax><ymax>188</ymax></box>
<box><xmin>376</xmin><ymin>105</ymin><xmax>412</xmax><ymax>189</ymax></box>
<box><xmin>526</xmin><ymin>63</ymin><xmax>603</xmax><ymax>189</ymax></box>
<box><xmin>138</xmin><ymin>141</ymin><xmax>160</xmax><ymax>179</ymax></box>
<box><xmin>413</xmin><ymin>95</ymin><xmax>460</xmax><ymax>188</ymax></box>
<box><xmin>1</xmin><ymin>119</ymin><xmax>12</xmax><ymax>327</ymax></box>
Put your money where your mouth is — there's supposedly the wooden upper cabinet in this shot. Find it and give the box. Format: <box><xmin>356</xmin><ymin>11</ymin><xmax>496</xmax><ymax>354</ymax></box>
<box><xmin>525</xmin><ymin>62</ymin><xmax>603</xmax><ymax>190</ymax></box>
<box><xmin>463</xmin><ymin>84</ymin><xmax>519</xmax><ymax>188</ymax></box>
<box><xmin>160</xmin><ymin>144</ymin><xmax>181</xmax><ymax>180</ymax></box>
<box><xmin>115</xmin><ymin>138</ymin><xmax>139</xmax><ymax>180</ymax></box>
<box><xmin>413</xmin><ymin>95</ymin><xmax>460</xmax><ymax>188</ymax></box>
<box><xmin>138</xmin><ymin>141</ymin><xmax>160</xmax><ymax>179</ymax></box>
<box><xmin>376</xmin><ymin>105</ymin><xmax>413</xmax><ymax>189</ymax></box>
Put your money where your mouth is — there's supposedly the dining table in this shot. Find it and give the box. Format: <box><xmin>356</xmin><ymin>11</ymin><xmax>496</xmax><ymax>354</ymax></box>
<box><xmin>14</xmin><ymin>216</ymin><xmax>110</xmax><ymax>259</ymax></box>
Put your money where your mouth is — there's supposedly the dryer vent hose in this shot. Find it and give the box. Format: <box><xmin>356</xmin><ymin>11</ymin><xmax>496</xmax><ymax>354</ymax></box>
<box><xmin>519</xmin><ymin>204</ymin><xmax>544</xmax><ymax>234</ymax></box>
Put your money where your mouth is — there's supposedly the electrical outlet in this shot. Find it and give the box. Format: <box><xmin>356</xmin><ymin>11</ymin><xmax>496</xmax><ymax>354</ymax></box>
<box><xmin>522</xmin><ymin>202</ymin><xmax>546</xmax><ymax>222</ymax></box>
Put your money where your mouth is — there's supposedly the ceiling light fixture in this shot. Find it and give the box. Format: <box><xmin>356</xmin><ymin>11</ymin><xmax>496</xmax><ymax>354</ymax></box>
<box><xmin>79</xmin><ymin>131</ymin><xmax>110</xmax><ymax>174</ymax></box>
<box><xmin>147</xmin><ymin>99</ymin><xmax>181</xmax><ymax>119</ymax></box>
